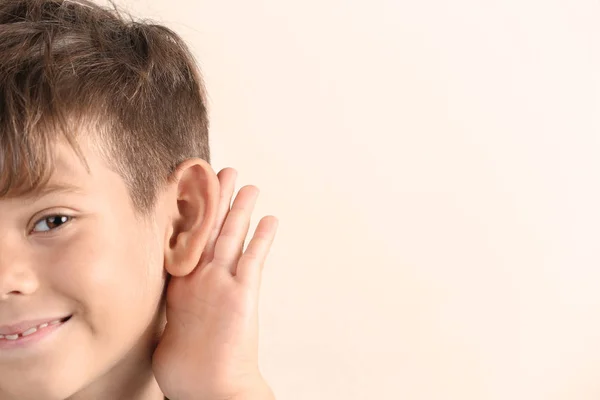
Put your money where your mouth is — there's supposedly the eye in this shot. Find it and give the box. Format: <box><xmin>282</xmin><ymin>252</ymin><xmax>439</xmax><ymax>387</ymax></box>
<box><xmin>32</xmin><ymin>215</ymin><xmax>73</xmax><ymax>233</ymax></box>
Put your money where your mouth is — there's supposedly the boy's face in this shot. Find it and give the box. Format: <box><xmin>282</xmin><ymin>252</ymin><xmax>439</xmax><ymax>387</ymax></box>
<box><xmin>0</xmin><ymin>136</ymin><xmax>171</xmax><ymax>399</ymax></box>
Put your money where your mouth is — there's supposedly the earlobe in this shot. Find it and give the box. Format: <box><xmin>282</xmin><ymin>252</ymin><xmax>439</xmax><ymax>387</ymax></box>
<box><xmin>163</xmin><ymin>158</ymin><xmax>219</xmax><ymax>277</ymax></box>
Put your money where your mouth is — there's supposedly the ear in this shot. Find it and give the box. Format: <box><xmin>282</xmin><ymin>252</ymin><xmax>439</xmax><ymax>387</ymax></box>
<box><xmin>163</xmin><ymin>158</ymin><xmax>219</xmax><ymax>277</ymax></box>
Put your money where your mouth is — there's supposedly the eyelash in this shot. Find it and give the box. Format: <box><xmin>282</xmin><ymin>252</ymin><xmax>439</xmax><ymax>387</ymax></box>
<box><xmin>31</xmin><ymin>214</ymin><xmax>74</xmax><ymax>234</ymax></box>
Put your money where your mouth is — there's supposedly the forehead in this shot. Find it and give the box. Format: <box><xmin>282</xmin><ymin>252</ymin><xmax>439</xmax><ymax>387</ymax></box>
<box><xmin>4</xmin><ymin>137</ymin><xmax>97</xmax><ymax>202</ymax></box>
<box><xmin>22</xmin><ymin>144</ymin><xmax>92</xmax><ymax>201</ymax></box>
<box><xmin>52</xmin><ymin>142</ymin><xmax>89</xmax><ymax>177</ymax></box>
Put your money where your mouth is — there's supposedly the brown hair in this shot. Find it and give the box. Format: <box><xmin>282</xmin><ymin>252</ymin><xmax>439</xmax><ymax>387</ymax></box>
<box><xmin>0</xmin><ymin>0</ymin><xmax>210</xmax><ymax>220</ymax></box>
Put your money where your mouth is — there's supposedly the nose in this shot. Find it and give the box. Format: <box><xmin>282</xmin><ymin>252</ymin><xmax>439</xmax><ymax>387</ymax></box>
<box><xmin>0</xmin><ymin>243</ymin><xmax>40</xmax><ymax>300</ymax></box>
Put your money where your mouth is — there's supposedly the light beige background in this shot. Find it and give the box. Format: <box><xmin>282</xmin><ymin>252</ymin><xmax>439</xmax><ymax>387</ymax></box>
<box><xmin>113</xmin><ymin>1</ymin><xmax>599</xmax><ymax>399</ymax></box>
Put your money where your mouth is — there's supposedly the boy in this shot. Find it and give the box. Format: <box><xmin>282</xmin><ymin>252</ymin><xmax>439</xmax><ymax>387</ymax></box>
<box><xmin>0</xmin><ymin>0</ymin><xmax>278</xmax><ymax>399</ymax></box>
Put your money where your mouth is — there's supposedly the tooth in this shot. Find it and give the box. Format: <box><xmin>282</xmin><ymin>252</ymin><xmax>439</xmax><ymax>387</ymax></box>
<box><xmin>22</xmin><ymin>327</ymin><xmax>37</xmax><ymax>336</ymax></box>
<box><xmin>5</xmin><ymin>334</ymin><xmax>18</xmax><ymax>340</ymax></box>
<box><xmin>38</xmin><ymin>323</ymin><xmax>48</xmax><ymax>329</ymax></box>
<box><xmin>0</xmin><ymin>335</ymin><xmax>4</xmax><ymax>339</ymax></box>
<box><xmin>49</xmin><ymin>320</ymin><xmax>61</xmax><ymax>325</ymax></box>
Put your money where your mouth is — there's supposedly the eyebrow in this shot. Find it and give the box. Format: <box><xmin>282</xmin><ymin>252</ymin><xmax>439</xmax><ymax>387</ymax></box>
<box><xmin>21</xmin><ymin>182</ymin><xmax>86</xmax><ymax>201</ymax></box>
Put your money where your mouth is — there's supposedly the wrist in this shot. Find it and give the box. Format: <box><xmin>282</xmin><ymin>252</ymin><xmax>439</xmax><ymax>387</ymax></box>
<box><xmin>229</xmin><ymin>378</ymin><xmax>275</xmax><ymax>400</ymax></box>
<box><xmin>170</xmin><ymin>375</ymin><xmax>274</xmax><ymax>400</ymax></box>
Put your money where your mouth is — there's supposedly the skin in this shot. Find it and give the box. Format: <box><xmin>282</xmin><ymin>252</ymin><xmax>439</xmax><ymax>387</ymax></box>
<box><xmin>0</xmin><ymin>134</ymin><xmax>278</xmax><ymax>400</ymax></box>
<box><xmin>153</xmin><ymin>164</ymin><xmax>278</xmax><ymax>400</ymax></box>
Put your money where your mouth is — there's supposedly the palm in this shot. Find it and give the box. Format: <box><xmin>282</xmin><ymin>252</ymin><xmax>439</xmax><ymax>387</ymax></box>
<box><xmin>153</xmin><ymin>168</ymin><xmax>278</xmax><ymax>400</ymax></box>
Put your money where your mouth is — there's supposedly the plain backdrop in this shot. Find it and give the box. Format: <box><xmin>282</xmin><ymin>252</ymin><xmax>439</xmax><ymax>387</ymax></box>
<box><xmin>111</xmin><ymin>1</ymin><xmax>599</xmax><ymax>399</ymax></box>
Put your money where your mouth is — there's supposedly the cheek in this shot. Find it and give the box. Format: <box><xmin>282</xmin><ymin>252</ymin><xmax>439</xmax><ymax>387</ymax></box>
<box><xmin>43</xmin><ymin>222</ymin><xmax>165</xmax><ymax>319</ymax></box>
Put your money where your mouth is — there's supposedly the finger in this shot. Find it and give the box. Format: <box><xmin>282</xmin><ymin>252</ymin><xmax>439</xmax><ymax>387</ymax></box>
<box><xmin>201</xmin><ymin>168</ymin><xmax>237</xmax><ymax>264</ymax></box>
<box><xmin>212</xmin><ymin>185</ymin><xmax>260</xmax><ymax>275</ymax></box>
<box><xmin>235</xmin><ymin>215</ymin><xmax>279</xmax><ymax>290</ymax></box>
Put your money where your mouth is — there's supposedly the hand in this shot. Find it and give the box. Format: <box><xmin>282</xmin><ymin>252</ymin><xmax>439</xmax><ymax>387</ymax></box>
<box><xmin>153</xmin><ymin>168</ymin><xmax>278</xmax><ymax>400</ymax></box>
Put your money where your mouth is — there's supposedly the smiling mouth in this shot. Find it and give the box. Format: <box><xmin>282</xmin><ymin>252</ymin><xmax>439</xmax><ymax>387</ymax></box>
<box><xmin>0</xmin><ymin>315</ymin><xmax>72</xmax><ymax>341</ymax></box>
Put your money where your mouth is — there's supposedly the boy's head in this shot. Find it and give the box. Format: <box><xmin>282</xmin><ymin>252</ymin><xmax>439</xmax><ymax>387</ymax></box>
<box><xmin>0</xmin><ymin>0</ymin><xmax>219</xmax><ymax>398</ymax></box>
<box><xmin>0</xmin><ymin>0</ymin><xmax>211</xmax><ymax>216</ymax></box>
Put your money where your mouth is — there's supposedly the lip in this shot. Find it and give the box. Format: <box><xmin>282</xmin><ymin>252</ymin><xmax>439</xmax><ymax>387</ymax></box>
<box><xmin>0</xmin><ymin>315</ymin><xmax>71</xmax><ymax>351</ymax></box>
<box><xmin>0</xmin><ymin>315</ymin><xmax>71</xmax><ymax>336</ymax></box>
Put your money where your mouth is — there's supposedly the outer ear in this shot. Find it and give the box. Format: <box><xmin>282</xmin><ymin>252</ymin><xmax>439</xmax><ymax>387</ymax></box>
<box><xmin>163</xmin><ymin>158</ymin><xmax>219</xmax><ymax>277</ymax></box>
